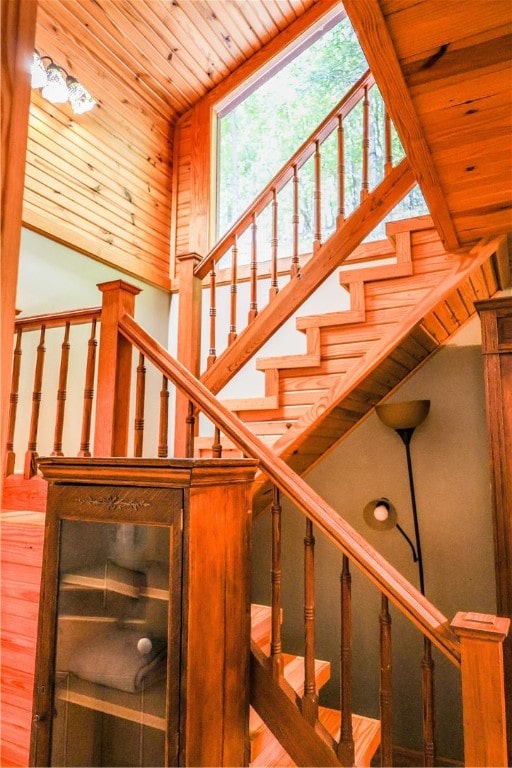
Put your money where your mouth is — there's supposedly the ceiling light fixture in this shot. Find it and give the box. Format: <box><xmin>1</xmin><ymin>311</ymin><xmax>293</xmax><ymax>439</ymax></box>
<box><xmin>31</xmin><ymin>50</ymin><xmax>50</xmax><ymax>88</ymax></box>
<box><xmin>41</xmin><ymin>63</ymin><xmax>68</xmax><ymax>104</ymax></box>
<box><xmin>31</xmin><ymin>50</ymin><xmax>96</xmax><ymax>115</ymax></box>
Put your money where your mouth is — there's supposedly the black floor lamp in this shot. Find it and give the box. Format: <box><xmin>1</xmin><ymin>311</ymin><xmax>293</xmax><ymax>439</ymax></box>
<box><xmin>372</xmin><ymin>399</ymin><xmax>431</xmax><ymax>596</ymax></box>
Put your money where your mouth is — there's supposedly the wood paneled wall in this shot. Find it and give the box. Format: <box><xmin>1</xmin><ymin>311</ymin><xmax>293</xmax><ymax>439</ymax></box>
<box><xmin>23</xmin><ymin>93</ymin><xmax>174</xmax><ymax>292</ymax></box>
<box><xmin>0</xmin><ymin>512</ymin><xmax>45</xmax><ymax>768</ymax></box>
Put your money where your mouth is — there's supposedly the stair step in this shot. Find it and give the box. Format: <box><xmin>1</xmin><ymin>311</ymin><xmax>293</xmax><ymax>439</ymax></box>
<box><xmin>296</xmin><ymin>308</ymin><xmax>365</xmax><ymax>330</ymax></box>
<box><xmin>250</xmin><ymin>706</ymin><xmax>381</xmax><ymax>767</ymax></box>
<box><xmin>251</xmin><ymin>604</ymin><xmax>272</xmax><ymax>653</ymax></box>
<box><xmin>297</xmin><ymin>281</ymin><xmax>366</xmax><ymax>330</ymax></box>
<box><xmin>221</xmin><ymin>395</ymin><xmax>279</xmax><ymax>412</ymax></box>
<box><xmin>249</xmin><ymin>653</ymin><xmax>331</xmax><ymax>761</ymax></box>
<box><xmin>256</xmin><ymin>352</ymin><xmax>320</xmax><ymax>371</ymax></box>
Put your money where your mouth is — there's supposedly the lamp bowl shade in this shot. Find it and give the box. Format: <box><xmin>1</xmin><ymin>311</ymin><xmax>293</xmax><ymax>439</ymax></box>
<box><xmin>363</xmin><ymin>498</ymin><xmax>397</xmax><ymax>531</ymax></box>
<box><xmin>376</xmin><ymin>400</ymin><xmax>430</xmax><ymax>430</ymax></box>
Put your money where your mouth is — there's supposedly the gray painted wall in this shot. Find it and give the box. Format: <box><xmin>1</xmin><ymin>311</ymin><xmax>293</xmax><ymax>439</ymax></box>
<box><xmin>251</xmin><ymin>317</ymin><xmax>495</xmax><ymax>760</ymax></box>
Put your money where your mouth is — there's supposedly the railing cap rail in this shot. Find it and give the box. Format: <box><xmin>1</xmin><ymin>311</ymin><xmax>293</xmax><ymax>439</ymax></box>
<box><xmin>14</xmin><ymin>307</ymin><xmax>101</xmax><ymax>332</ymax></box>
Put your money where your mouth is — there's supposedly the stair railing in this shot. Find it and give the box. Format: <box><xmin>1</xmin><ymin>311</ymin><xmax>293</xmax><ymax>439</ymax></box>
<box><xmin>4</xmin><ymin>306</ymin><xmax>101</xmax><ymax>478</ymax></box>
<box><xmin>116</xmin><ymin>306</ymin><xmax>509</xmax><ymax>768</ymax></box>
<box><xmin>181</xmin><ymin>69</ymin><xmax>417</xmax><ymax>398</ymax></box>
<box><xmin>4</xmin><ymin>281</ymin><xmax>509</xmax><ymax>765</ymax></box>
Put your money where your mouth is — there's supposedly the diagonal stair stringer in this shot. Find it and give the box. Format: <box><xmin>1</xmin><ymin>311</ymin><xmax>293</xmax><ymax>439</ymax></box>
<box><xmin>250</xmin><ymin>234</ymin><xmax>507</xmax><ymax>512</ymax></box>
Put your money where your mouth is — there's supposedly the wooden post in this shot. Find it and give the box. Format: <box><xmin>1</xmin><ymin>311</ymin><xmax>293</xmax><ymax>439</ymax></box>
<box><xmin>476</xmin><ymin>294</ymin><xmax>512</xmax><ymax>756</ymax></box>
<box><xmin>94</xmin><ymin>280</ymin><xmax>141</xmax><ymax>457</ymax></box>
<box><xmin>1</xmin><ymin>0</ymin><xmax>38</xmax><ymax>479</ymax></box>
<box><xmin>451</xmin><ymin>612</ymin><xmax>510</xmax><ymax>767</ymax></box>
<box><xmin>174</xmin><ymin>253</ymin><xmax>202</xmax><ymax>457</ymax></box>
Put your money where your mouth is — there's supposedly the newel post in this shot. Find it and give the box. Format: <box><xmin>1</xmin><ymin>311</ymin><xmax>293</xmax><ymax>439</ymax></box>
<box><xmin>174</xmin><ymin>253</ymin><xmax>202</xmax><ymax>457</ymax></box>
<box><xmin>451</xmin><ymin>611</ymin><xmax>510</xmax><ymax>767</ymax></box>
<box><xmin>94</xmin><ymin>280</ymin><xmax>141</xmax><ymax>457</ymax></box>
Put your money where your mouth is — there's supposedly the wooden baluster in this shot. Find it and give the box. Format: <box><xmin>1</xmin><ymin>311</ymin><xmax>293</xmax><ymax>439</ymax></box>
<box><xmin>270</xmin><ymin>190</ymin><xmax>279</xmax><ymax>299</ymax></box>
<box><xmin>422</xmin><ymin>637</ymin><xmax>435</xmax><ymax>766</ymax></box>
<box><xmin>24</xmin><ymin>325</ymin><xmax>46</xmax><ymax>478</ymax></box>
<box><xmin>185</xmin><ymin>400</ymin><xmax>195</xmax><ymax>458</ymax></box>
<box><xmin>228</xmin><ymin>238</ymin><xmax>238</xmax><ymax>345</ymax></box>
<box><xmin>360</xmin><ymin>85</ymin><xmax>370</xmax><ymax>202</ymax></box>
<box><xmin>248</xmin><ymin>213</ymin><xmax>258</xmax><ymax>321</ymax></box>
<box><xmin>291</xmin><ymin>166</ymin><xmax>300</xmax><ymax>278</ymax></box>
<box><xmin>5</xmin><ymin>328</ymin><xmax>22</xmax><ymax>475</ymax></box>
<box><xmin>384</xmin><ymin>110</ymin><xmax>393</xmax><ymax>175</ymax></box>
<box><xmin>78</xmin><ymin>319</ymin><xmax>97</xmax><ymax>458</ymax></box>
<box><xmin>338</xmin><ymin>554</ymin><xmax>354</xmax><ymax>765</ymax></box>
<box><xmin>207</xmin><ymin>266</ymin><xmax>217</xmax><ymax>367</ymax></box>
<box><xmin>379</xmin><ymin>594</ymin><xmax>393</xmax><ymax>767</ymax></box>
<box><xmin>51</xmin><ymin>322</ymin><xmax>71</xmax><ymax>456</ymax></box>
<box><xmin>337</xmin><ymin>115</ymin><xmax>345</xmax><ymax>226</ymax></box>
<box><xmin>133</xmin><ymin>352</ymin><xmax>146</xmax><ymax>458</ymax></box>
<box><xmin>313</xmin><ymin>140</ymin><xmax>322</xmax><ymax>252</ymax></box>
<box><xmin>271</xmin><ymin>485</ymin><xmax>284</xmax><ymax>680</ymax></box>
<box><xmin>212</xmin><ymin>425</ymin><xmax>222</xmax><ymax>458</ymax></box>
<box><xmin>158</xmin><ymin>376</ymin><xmax>169</xmax><ymax>458</ymax></box>
<box><xmin>303</xmin><ymin>518</ymin><xmax>318</xmax><ymax>724</ymax></box>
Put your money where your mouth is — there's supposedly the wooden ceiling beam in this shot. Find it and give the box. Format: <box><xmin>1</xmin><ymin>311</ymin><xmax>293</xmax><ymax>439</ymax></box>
<box><xmin>343</xmin><ymin>0</ymin><xmax>460</xmax><ymax>253</ymax></box>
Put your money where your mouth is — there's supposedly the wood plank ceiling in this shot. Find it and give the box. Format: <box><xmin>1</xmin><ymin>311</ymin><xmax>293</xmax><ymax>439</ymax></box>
<box><xmin>28</xmin><ymin>0</ymin><xmax>326</xmax><ymax>290</ymax></box>
<box><xmin>27</xmin><ymin>0</ymin><xmax>512</xmax><ymax>292</ymax></box>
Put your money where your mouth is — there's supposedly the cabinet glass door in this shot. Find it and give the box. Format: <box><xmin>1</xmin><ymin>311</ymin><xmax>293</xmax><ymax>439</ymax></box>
<box><xmin>51</xmin><ymin>520</ymin><xmax>171</xmax><ymax>767</ymax></box>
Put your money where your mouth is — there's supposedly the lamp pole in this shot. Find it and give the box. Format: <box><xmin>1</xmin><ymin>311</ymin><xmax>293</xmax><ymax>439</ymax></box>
<box><xmin>396</xmin><ymin>426</ymin><xmax>425</xmax><ymax>596</ymax></box>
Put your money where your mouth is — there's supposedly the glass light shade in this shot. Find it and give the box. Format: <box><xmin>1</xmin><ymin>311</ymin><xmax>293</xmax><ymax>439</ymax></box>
<box><xmin>375</xmin><ymin>400</ymin><xmax>430</xmax><ymax>430</ymax></box>
<box><xmin>41</xmin><ymin>64</ymin><xmax>68</xmax><ymax>103</ymax></box>
<box><xmin>66</xmin><ymin>77</ymin><xmax>96</xmax><ymax>115</ymax></box>
<box><xmin>363</xmin><ymin>498</ymin><xmax>397</xmax><ymax>531</ymax></box>
<box><xmin>31</xmin><ymin>51</ymin><xmax>48</xmax><ymax>88</ymax></box>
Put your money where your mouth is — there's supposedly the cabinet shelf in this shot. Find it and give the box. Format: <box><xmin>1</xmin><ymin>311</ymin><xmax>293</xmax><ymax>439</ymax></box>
<box><xmin>56</xmin><ymin>674</ymin><xmax>166</xmax><ymax>731</ymax></box>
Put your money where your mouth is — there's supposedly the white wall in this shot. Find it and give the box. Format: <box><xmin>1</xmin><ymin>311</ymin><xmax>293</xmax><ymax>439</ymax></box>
<box><xmin>251</xmin><ymin>315</ymin><xmax>495</xmax><ymax>760</ymax></box>
<box><xmin>13</xmin><ymin>229</ymin><xmax>171</xmax><ymax>465</ymax></box>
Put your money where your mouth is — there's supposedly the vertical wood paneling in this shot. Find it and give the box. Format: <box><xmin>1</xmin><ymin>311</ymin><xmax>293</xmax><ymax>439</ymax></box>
<box><xmin>0</xmin><ymin>513</ymin><xmax>45</xmax><ymax>768</ymax></box>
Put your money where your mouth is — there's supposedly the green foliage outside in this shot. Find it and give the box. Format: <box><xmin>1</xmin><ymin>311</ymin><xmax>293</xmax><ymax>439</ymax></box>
<box><xmin>217</xmin><ymin>15</ymin><xmax>426</xmax><ymax>263</ymax></box>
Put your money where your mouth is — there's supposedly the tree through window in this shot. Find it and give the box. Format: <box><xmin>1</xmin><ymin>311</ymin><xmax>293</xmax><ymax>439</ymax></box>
<box><xmin>216</xmin><ymin>12</ymin><xmax>426</xmax><ymax>259</ymax></box>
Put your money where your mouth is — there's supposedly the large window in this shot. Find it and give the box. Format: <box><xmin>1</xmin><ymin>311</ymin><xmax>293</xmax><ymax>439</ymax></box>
<box><xmin>217</xmin><ymin>14</ymin><xmax>426</xmax><ymax>251</ymax></box>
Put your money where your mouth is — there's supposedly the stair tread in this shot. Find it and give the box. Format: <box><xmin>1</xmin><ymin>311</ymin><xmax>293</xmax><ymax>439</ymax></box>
<box><xmin>249</xmin><ymin>651</ymin><xmax>331</xmax><ymax>753</ymax></box>
<box><xmin>250</xmin><ymin>705</ymin><xmax>380</xmax><ymax>767</ymax></box>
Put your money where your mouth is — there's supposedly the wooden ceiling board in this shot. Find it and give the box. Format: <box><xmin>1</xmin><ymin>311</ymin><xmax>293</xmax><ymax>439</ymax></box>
<box><xmin>380</xmin><ymin>0</ymin><xmax>511</xmax><ymax>62</ymax></box>
<box><xmin>35</xmin><ymin>1</ymin><xmax>179</xmax><ymax>119</ymax></box>
<box><xmin>346</xmin><ymin>0</ymin><xmax>512</xmax><ymax>248</ymax></box>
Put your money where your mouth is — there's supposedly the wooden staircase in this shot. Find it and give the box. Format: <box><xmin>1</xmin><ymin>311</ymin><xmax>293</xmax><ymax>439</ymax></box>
<box><xmin>249</xmin><ymin>605</ymin><xmax>380</xmax><ymax>767</ymax></box>
<box><xmin>196</xmin><ymin>217</ymin><xmax>510</xmax><ymax>512</ymax></box>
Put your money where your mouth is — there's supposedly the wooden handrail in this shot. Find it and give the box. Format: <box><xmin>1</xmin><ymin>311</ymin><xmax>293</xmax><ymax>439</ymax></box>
<box><xmin>15</xmin><ymin>307</ymin><xmax>101</xmax><ymax>331</ymax></box>
<box><xmin>194</xmin><ymin>69</ymin><xmax>375</xmax><ymax>281</ymax></box>
<box><xmin>119</xmin><ymin>311</ymin><xmax>461</xmax><ymax>667</ymax></box>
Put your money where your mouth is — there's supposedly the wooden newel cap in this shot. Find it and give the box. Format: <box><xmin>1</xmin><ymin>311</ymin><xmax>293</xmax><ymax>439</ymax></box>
<box><xmin>176</xmin><ymin>252</ymin><xmax>203</xmax><ymax>264</ymax></box>
<box><xmin>451</xmin><ymin>611</ymin><xmax>510</xmax><ymax>642</ymax></box>
<box><xmin>96</xmin><ymin>279</ymin><xmax>142</xmax><ymax>296</ymax></box>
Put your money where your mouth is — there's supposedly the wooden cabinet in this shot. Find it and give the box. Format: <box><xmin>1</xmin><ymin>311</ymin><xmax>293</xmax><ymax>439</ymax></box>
<box><xmin>30</xmin><ymin>458</ymin><xmax>257</xmax><ymax>767</ymax></box>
